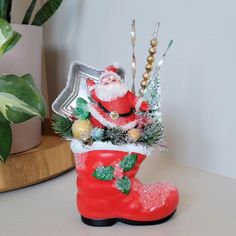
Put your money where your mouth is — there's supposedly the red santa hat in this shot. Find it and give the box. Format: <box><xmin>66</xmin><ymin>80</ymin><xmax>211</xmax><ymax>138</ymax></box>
<box><xmin>99</xmin><ymin>65</ymin><xmax>124</xmax><ymax>83</ymax></box>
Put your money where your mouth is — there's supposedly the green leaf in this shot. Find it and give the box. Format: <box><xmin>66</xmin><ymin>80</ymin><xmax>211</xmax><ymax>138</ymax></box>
<box><xmin>20</xmin><ymin>73</ymin><xmax>36</xmax><ymax>87</ymax></box>
<box><xmin>20</xmin><ymin>74</ymin><xmax>46</xmax><ymax>118</ymax></box>
<box><xmin>0</xmin><ymin>74</ymin><xmax>46</xmax><ymax>123</ymax></box>
<box><xmin>0</xmin><ymin>18</ymin><xmax>21</xmax><ymax>56</ymax></box>
<box><xmin>119</xmin><ymin>154</ymin><xmax>137</xmax><ymax>172</ymax></box>
<box><xmin>93</xmin><ymin>166</ymin><xmax>114</xmax><ymax>180</ymax></box>
<box><xmin>116</xmin><ymin>176</ymin><xmax>131</xmax><ymax>194</ymax></box>
<box><xmin>0</xmin><ymin>113</ymin><xmax>12</xmax><ymax>162</ymax></box>
<box><xmin>31</xmin><ymin>0</ymin><xmax>63</xmax><ymax>26</ymax></box>
<box><xmin>1</xmin><ymin>31</ymin><xmax>21</xmax><ymax>55</ymax></box>
<box><xmin>0</xmin><ymin>0</ymin><xmax>12</xmax><ymax>22</ymax></box>
<box><xmin>0</xmin><ymin>92</ymin><xmax>42</xmax><ymax>123</ymax></box>
<box><xmin>22</xmin><ymin>0</ymin><xmax>37</xmax><ymax>24</ymax></box>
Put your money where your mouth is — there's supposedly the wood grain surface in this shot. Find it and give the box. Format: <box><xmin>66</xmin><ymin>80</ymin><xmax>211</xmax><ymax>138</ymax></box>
<box><xmin>0</xmin><ymin>136</ymin><xmax>75</xmax><ymax>192</ymax></box>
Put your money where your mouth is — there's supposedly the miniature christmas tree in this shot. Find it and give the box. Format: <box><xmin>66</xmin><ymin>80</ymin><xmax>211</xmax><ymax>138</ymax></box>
<box><xmin>143</xmin><ymin>67</ymin><xmax>162</xmax><ymax>122</ymax></box>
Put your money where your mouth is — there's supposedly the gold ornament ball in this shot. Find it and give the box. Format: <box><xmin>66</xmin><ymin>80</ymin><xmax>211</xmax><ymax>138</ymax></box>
<box><xmin>149</xmin><ymin>46</ymin><xmax>157</xmax><ymax>54</ymax></box>
<box><xmin>147</xmin><ymin>55</ymin><xmax>155</xmax><ymax>64</ymax></box>
<box><xmin>128</xmin><ymin>128</ymin><xmax>141</xmax><ymax>142</ymax></box>
<box><xmin>150</xmin><ymin>38</ymin><xmax>158</xmax><ymax>46</ymax></box>
<box><xmin>72</xmin><ymin>120</ymin><xmax>92</xmax><ymax>141</ymax></box>
<box><xmin>139</xmin><ymin>88</ymin><xmax>145</xmax><ymax>96</ymax></box>
<box><xmin>145</xmin><ymin>63</ymin><xmax>153</xmax><ymax>72</ymax></box>
<box><xmin>140</xmin><ymin>80</ymin><xmax>148</xmax><ymax>88</ymax></box>
<box><xmin>142</xmin><ymin>72</ymin><xmax>150</xmax><ymax>81</ymax></box>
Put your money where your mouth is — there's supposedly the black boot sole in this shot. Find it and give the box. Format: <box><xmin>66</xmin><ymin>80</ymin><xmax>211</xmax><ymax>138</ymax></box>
<box><xmin>81</xmin><ymin>210</ymin><xmax>176</xmax><ymax>227</ymax></box>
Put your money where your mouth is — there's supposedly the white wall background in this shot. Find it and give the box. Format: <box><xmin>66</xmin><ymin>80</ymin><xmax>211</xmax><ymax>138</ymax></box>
<box><xmin>12</xmin><ymin>0</ymin><xmax>236</xmax><ymax>179</ymax></box>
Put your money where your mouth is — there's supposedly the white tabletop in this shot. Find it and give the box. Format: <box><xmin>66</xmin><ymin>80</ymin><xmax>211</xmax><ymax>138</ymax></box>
<box><xmin>0</xmin><ymin>156</ymin><xmax>236</xmax><ymax>236</ymax></box>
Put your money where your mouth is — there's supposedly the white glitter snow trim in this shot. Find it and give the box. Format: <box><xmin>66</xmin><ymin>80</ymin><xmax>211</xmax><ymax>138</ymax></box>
<box><xmin>88</xmin><ymin>85</ymin><xmax>96</xmax><ymax>91</ymax></box>
<box><xmin>70</xmin><ymin>140</ymin><xmax>152</xmax><ymax>156</ymax></box>
<box><xmin>133</xmin><ymin>179</ymin><xmax>177</xmax><ymax>211</ymax></box>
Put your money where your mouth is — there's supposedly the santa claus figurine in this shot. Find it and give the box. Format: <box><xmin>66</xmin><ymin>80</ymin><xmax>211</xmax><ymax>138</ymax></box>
<box><xmin>86</xmin><ymin>65</ymin><xmax>149</xmax><ymax>130</ymax></box>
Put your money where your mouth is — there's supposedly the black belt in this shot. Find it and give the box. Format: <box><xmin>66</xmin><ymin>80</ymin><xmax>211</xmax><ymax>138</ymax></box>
<box><xmin>98</xmin><ymin>102</ymin><xmax>134</xmax><ymax>119</ymax></box>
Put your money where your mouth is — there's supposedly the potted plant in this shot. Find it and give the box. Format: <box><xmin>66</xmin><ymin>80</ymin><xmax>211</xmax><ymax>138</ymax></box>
<box><xmin>0</xmin><ymin>18</ymin><xmax>46</xmax><ymax>162</ymax></box>
<box><xmin>0</xmin><ymin>0</ymin><xmax>63</xmax><ymax>25</ymax></box>
<box><xmin>0</xmin><ymin>0</ymin><xmax>63</xmax><ymax>155</ymax></box>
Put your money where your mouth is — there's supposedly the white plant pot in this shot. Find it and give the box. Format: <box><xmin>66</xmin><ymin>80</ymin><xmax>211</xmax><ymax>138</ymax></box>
<box><xmin>0</xmin><ymin>24</ymin><xmax>43</xmax><ymax>154</ymax></box>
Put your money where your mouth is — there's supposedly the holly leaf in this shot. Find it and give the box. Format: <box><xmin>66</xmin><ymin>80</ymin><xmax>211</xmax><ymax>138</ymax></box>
<box><xmin>0</xmin><ymin>114</ymin><xmax>12</xmax><ymax>162</ymax></box>
<box><xmin>74</xmin><ymin>107</ymin><xmax>89</xmax><ymax>120</ymax></box>
<box><xmin>74</xmin><ymin>97</ymin><xmax>89</xmax><ymax>120</ymax></box>
<box><xmin>119</xmin><ymin>154</ymin><xmax>137</xmax><ymax>172</ymax></box>
<box><xmin>76</xmin><ymin>97</ymin><xmax>87</xmax><ymax>107</ymax></box>
<box><xmin>116</xmin><ymin>176</ymin><xmax>131</xmax><ymax>195</ymax></box>
<box><xmin>93</xmin><ymin>166</ymin><xmax>114</xmax><ymax>180</ymax></box>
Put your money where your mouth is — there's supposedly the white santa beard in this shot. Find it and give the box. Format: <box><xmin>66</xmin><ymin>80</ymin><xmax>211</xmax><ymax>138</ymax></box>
<box><xmin>95</xmin><ymin>83</ymin><xmax>128</xmax><ymax>101</ymax></box>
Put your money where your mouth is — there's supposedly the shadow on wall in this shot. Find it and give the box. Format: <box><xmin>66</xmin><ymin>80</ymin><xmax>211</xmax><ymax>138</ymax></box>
<box><xmin>44</xmin><ymin>0</ymin><xmax>85</xmax><ymax>113</ymax></box>
<box><xmin>165</xmin><ymin>110</ymin><xmax>215</xmax><ymax>175</ymax></box>
<box><xmin>163</xmin><ymin>58</ymin><xmax>210</xmax><ymax>170</ymax></box>
<box><xmin>45</xmin><ymin>48</ymin><xmax>66</xmax><ymax>113</ymax></box>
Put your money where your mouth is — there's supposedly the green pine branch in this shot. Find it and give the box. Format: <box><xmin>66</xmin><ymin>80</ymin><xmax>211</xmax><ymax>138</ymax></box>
<box><xmin>139</xmin><ymin>121</ymin><xmax>164</xmax><ymax>146</ymax></box>
<box><xmin>104</xmin><ymin>127</ymin><xmax>128</xmax><ymax>145</ymax></box>
<box><xmin>52</xmin><ymin>114</ymin><xmax>72</xmax><ymax>138</ymax></box>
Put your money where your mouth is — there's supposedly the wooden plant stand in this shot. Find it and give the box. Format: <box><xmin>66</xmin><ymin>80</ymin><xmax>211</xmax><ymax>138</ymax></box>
<box><xmin>0</xmin><ymin>120</ymin><xmax>75</xmax><ymax>192</ymax></box>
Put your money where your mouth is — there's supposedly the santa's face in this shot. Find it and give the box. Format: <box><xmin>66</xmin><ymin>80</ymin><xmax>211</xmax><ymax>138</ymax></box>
<box><xmin>95</xmin><ymin>74</ymin><xmax>127</xmax><ymax>102</ymax></box>
<box><xmin>101</xmin><ymin>75</ymin><xmax>121</xmax><ymax>86</ymax></box>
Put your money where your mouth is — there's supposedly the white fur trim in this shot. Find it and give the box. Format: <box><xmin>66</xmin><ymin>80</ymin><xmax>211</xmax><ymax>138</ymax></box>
<box><xmin>99</xmin><ymin>71</ymin><xmax>121</xmax><ymax>82</ymax></box>
<box><xmin>88</xmin><ymin>103</ymin><xmax>137</xmax><ymax>130</ymax></box>
<box><xmin>135</xmin><ymin>97</ymin><xmax>144</xmax><ymax>111</ymax></box>
<box><xmin>119</xmin><ymin>120</ymin><xmax>137</xmax><ymax>130</ymax></box>
<box><xmin>70</xmin><ymin>140</ymin><xmax>153</xmax><ymax>156</ymax></box>
<box><xmin>94</xmin><ymin>83</ymin><xmax>127</xmax><ymax>102</ymax></box>
<box><xmin>89</xmin><ymin>85</ymin><xmax>96</xmax><ymax>91</ymax></box>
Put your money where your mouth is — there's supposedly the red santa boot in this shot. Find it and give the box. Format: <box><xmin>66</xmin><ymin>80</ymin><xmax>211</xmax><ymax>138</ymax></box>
<box><xmin>73</xmin><ymin>146</ymin><xmax>179</xmax><ymax>227</ymax></box>
<box><xmin>86</xmin><ymin>65</ymin><xmax>149</xmax><ymax>130</ymax></box>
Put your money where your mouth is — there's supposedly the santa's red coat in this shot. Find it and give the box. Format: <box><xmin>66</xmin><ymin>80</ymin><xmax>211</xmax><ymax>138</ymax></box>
<box><xmin>87</xmin><ymin>80</ymin><xmax>149</xmax><ymax>130</ymax></box>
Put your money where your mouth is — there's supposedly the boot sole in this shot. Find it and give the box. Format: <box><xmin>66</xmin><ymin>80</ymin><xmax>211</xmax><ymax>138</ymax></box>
<box><xmin>81</xmin><ymin>210</ymin><xmax>176</xmax><ymax>227</ymax></box>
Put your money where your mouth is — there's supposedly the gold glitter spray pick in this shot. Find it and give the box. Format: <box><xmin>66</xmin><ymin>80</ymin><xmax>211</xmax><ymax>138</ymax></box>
<box><xmin>139</xmin><ymin>22</ymin><xmax>160</xmax><ymax>96</ymax></box>
<box><xmin>130</xmin><ymin>19</ymin><xmax>136</xmax><ymax>94</ymax></box>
